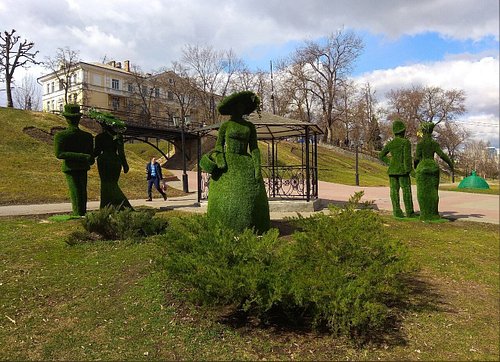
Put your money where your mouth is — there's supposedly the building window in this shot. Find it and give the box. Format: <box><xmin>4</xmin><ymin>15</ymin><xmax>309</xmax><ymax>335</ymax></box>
<box><xmin>51</xmin><ymin>100</ymin><xmax>55</xmax><ymax>110</ymax></box>
<box><xmin>128</xmin><ymin>83</ymin><xmax>134</xmax><ymax>93</ymax></box>
<box><xmin>46</xmin><ymin>101</ymin><xmax>50</xmax><ymax>111</ymax></box>
<box><xmin>51</xmin><ymin>82</ymin><xmax>54</xmax><ymax>93</ymax></box>
<box><xmin>59</xmin><ymin>79</ymin><xmax>64</xmax><ymax>91</ymax></box>
<box><xmin>73</xmin><ymin>74</ymin><xmax>77</xmax><ymax>85</ymax></box>
<box><xmin>154</xmin><ymin>88</ymin><xmax>160</xmax><ymax>97</ymax></box>
<box><xmin>46</xmin><ymin>84</ymin><xmax>50</xmax><ymax>94</ymax></box>
<box><xmin>112</xmin><ymin>97</ymin><xmax>120</xmax><ymax>110</ymax></box>
<box><xmin>167</xmin><ymin>91</ymin><xmax>174</xmax><ymax>101</ymax></box>
<box><xmin>73</xmin><ymin>93</ymin><xmax>78</xmax><ymax>103</ymax></box>
<box><xmin>112</xmin><ymin>79</ymin><xmax>119</xmax><ymax>90</ymax></box>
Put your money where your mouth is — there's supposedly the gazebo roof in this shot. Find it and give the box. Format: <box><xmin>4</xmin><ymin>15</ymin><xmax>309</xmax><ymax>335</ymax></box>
<box><xmin>196</xmin><ymin>112</ymin><xmax>323</xmax><ymax>140</ymax></box>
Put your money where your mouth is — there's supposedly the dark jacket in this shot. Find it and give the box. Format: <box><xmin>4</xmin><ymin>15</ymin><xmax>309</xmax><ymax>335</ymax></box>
<box><xmin>146</xmin><ymin>162</ymin><xmax>163</xmax><ymax>180</ymax></box>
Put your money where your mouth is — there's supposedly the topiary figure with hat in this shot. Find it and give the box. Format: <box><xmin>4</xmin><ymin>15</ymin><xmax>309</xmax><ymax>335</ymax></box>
<box><xmin>414</xmin><ymin>121</ymin><xmax>454</xmax><ymax>220</ymax></box>
<box><xmin>200</xmin><ymin>90</ymin><xmax>270</xmax><ymax>233</ymax></box>
<box><xmin>89</xmin><ymin>108</ymin><xmax>132</xmax><ymax>210</ymax></box>
<box><xmin>54</xmin><ymin>104</ymin><xmax>95</xmax><ymax>216</ymax></box>
<box><xmin>379</xmin><ymin>119</ymin><xmax>416</xmax><ymax>218</ymax></box>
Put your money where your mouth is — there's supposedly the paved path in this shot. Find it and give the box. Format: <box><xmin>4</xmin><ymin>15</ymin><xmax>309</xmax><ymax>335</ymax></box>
<box><xmin>0</xmin><ymin>170</ymin><xmax>498</xmax><ymax>224</ymax></box>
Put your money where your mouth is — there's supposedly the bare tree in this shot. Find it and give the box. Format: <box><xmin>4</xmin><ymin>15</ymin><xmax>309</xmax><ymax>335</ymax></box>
<box><xmin>436</xmin><ymin>122</ymin><xmax>470</xmax><ymax>182</ymax></box>
<box><xmin>13</xmin><ymin>73</ymin><xmax>41</xmax><ymax>110</ymax></box>
<box><xmin>158</xmin><ymin>62</ymin><xmax>199</xmax><ymax>121</ymax></box>
<box><xmin>181</xmin><ymin>44</ymin><xmax>245</xmax><ymax>124</ymax></box>
<box><xmin>459</xmin><ymin>140</ymin><xmax>499</xmax><ymax>180</ymax></box>
<box><xmin>354</xmin><ymin>82</ymin><xmax>382</xmax><ymax>151</ymax></box>
<box><xmin>44</xmin><ymin>47</ymin><xmax>81</xmax><ymax>105</ymax></box>
<box><xmin>0</xmin><ymin>29</ymin><xmax>40</xmax><ymax>107</ymax></box>
<box><xmin>386</xmin><ymin>85</ymin><xmax>466</xmax><ymax>143</ymax></box>
<box><xmin>335</xmin><ymin>80</ymin><xmax>358</xmax><ymax>147</ymax></box>
<box><xmin>126</xmin><ymin>65</ymin><xmax>164</xmax><ymax>122</ymax></box>
<box><xmin>286</xmin><ymin>30</ymin><xmax>364</xmax><ymax>143</ymax></box>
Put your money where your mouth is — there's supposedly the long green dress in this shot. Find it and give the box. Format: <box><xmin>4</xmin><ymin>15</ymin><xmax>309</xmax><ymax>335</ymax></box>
<box><xmin>94</xmin><ymin>128</ymin><xmax>132</xmax><ymax>210</ymax></box>
<box><xmin>206</xmin><ymin>117</ymin><xmax>270</xmax><ymax>234</ymax></box>
<box><xmin>414</xmin><ymin>126</ymin><xmax>453</xmax><ymax>221</ymax></box>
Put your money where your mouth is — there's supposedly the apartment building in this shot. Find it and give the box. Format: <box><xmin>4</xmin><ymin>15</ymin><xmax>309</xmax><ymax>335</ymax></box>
<box><xmin>39</xmin><ymin>60</ymin><xmax>134</xmax><ymax>113</ymax></box>
<box><xmin>39</xmin><ymin>59</ymin><xmax>218</xmax><ymax>127</ymax></box>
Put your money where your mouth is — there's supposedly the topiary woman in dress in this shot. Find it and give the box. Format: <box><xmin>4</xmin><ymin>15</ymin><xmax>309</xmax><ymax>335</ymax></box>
<box><xmin>414</xmin><ymin>122</ymin><xmax>453</xmax><ymax>221</ymax></box>
<box><xmin>89</xmin><ymin>109</ymin><xmax>133</xmax><ymax>210</ymax></box>
<box><xmin>200</xmin><ymin>91</ymin><xmax>270</xmax><ymax>233</ymax></box>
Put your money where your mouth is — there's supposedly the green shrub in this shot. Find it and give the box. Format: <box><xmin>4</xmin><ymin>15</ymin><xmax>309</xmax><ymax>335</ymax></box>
<box><xmin>158</xmin><ymin>193</ymin><xmax>413</xmax><ymax>337</ymax></box>
<box><xmin>67</xmin><ymin>206</ymin><xmax>168</xmax><ymax>243</ymax></box>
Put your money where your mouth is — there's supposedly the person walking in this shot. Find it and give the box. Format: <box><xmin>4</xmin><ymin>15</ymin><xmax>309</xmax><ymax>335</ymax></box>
<box><xmin>146</xmin><ymin>157</ymin><xmax>167</xmax><ymax>201</ymax></box>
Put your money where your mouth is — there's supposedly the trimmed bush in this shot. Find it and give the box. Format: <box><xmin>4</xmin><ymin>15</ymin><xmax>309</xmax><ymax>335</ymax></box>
<box><xmin>66</xmin><ymin>206</ymin><xmax>168</xmax><ymax>243</ymax></box>
<box><xmin>158</xmin><ymin>192</ymin><xmax>413</xmax><ymax>337</ymax></box>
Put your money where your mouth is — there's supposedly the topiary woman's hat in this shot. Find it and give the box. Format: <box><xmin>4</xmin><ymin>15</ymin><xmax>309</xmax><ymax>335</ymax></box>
<box><xmin>217</xmin><ymin>90</ymin><xmax>260</xmax><ymax>116</ymax></box>
<box><xmin>420</xmin><ymin>121</ymin><xmax>435</xmax><ymax>134</ymax></box>
<box><xmin>62</xmin><ymin>104</ymin><xmax>82</xmax><ymax>118</ymax></box>
<box><xmin>392</xmin><ymin>119</ymin><xmax>406</xmax><ymax>135</ymax></box>
<box><xmin>87</xmin><ymin>108</ymin><xmax>127</xmax><ymax>132</ymax></box>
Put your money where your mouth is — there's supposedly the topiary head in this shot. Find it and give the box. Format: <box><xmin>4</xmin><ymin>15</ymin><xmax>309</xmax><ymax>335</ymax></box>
<box><xmin>217</xmin><ymin>91</ymin><xmax>260</xmax><ymax>117</ymax></box>
<box><xmin>392</xmin><ymin>119</ymin><xmax>406</xmax><ymax>136</ymax></box>
<box><xmin>419</xmin><ymin>121</ymin><xmax>435</xmax><ymax>135</ymax></box>
<box><xmin>62</xmin><ymin>104</ymin><xmax>82</xmax><ymax>126</ymax></box>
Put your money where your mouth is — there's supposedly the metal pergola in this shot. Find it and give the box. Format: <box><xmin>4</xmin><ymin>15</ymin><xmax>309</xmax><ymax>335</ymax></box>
<box><xmin>195</xmin><ymin>112</ymin><xmax>323</xmax><ymax>203</ymax></box>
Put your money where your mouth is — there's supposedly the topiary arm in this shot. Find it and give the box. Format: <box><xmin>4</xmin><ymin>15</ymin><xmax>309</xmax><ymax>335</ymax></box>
<box><xmin>214</xmin><ymin>122</ymin><xmax>227</xmax><ymax>170</ymax></box>
<box><xmin>414</xmin><ymin>142</ymin><xmax>422</xmax><ymax>169</ymax></box>
<box><xmin>249</xmin><ymin>122</ymin><xmax>262</xmax><ymax>180</ymax></box>
<box><xmin>55</xmin><ymin>136</ymin><xmax>94</xmax><ymax>164</ymax></box>
<box><xmin>116</xmin><ymin>134</ymin><xmax>129</xmax><ymax>173</ymax></box>
<box><xmin>435</xmin><ymin>143</ymin><xmax>453</xmax><ymax>171</ymax></box>
<box><xmin>379</xmin><ymin>144</ymin><xmax>390</xmax><ymax>166</ymax></box>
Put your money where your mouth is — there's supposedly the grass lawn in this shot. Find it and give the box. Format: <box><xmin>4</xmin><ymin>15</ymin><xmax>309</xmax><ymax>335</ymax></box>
<box><xmin>0</xmin><ymin>212</ymin><xmax>498</xmax><ymax>360</ymax></box>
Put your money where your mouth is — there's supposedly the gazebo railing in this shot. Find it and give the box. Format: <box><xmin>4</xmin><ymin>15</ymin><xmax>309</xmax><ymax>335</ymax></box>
<box><xmin>199</xmin><ymin>164</ymin><xmax>318</xmax><ymax>201</ymax></box>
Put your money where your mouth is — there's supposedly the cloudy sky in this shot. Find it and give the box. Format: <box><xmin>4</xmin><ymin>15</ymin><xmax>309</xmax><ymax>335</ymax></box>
<box><xmin>1</xmin><ymin>0</ymin><xmax>498</xmax><ymax>146</ymax></box>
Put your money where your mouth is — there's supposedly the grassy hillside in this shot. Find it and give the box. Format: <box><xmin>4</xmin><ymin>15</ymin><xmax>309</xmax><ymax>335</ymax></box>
<box><xmin>260</xmin><ymin>140</ymin><xmax>390</xmax><ymax>187</ymax></box>
<box><xmin>4</xmin><ymin>108</ymin><xmax>488</xmax><ymax>205</ymax></box>
<box><xmin>0</xmin><ymin>108</ymin><xmax>184</xmax><ymax>205</ymax></box>
<box><xmin>0</xmin><ymin>108</ymin><xmax>393</xmax><ymax>205</ymax></box>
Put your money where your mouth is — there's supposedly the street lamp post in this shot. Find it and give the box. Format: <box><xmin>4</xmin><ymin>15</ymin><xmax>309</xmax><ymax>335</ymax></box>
<box><xmin>355</xmin><ymin>143</ymin><xmax>360</xmax><ymax>186</ymax></box>
<box><xmin>174</xmin><ymin>115</ymin><xmax>190</xmax><ymax>193</ymax></box>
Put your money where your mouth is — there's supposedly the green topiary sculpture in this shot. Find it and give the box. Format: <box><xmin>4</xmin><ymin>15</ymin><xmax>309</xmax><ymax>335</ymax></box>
<box><xmin>54</xmin><ymin>104</ymin><xmax>95</xmax><ymax>216</ymax></box>
<box><xmin>379</xmin><ymin>120</ymin><xmax>415</xmax><ymax>218</ymax></box>
<box><xmin>200</xmin><ymin>91</ymin><xmax>270</xmax><ymax>233</ymax></box>
<box><xmin>89</xmin><ymin>109</ymin><xmax>133</xmax><ymax>210</ymax></box>
<box><xmin>414</xmin><ymin>122</ymin><xmax>453</xmax><ymax>221</ymax></box>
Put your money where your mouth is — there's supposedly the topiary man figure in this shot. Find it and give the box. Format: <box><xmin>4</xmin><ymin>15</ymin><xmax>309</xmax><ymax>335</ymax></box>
<box><xmin>414</xmin><ymin>122</ymin><xmax>454</xmax><ymax>221</ymax></box>
<box><xmin>54</xmin><ymin>104</ymin><xmax>94</xmax><ymax>216</ymax></box>
<box><xmin>89</xmin><ymin>109</ymin><xmax>133</xmax><ymax>210</ymax></box>
<box><xmin>200</xmin><ymin>90</ymin><xmax>270</xmax><ymax>233</ymax></box>
<box><xmin>379</xmin><ymin>120</ymin><xmax>415</xmax><ymax>218</ymax></box>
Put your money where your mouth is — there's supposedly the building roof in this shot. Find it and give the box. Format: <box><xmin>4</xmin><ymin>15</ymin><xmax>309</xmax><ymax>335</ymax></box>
<box><xmin>37</xmin><ymin>61</ymin><xmax>133</xmax><ymax>82</ymax></box>
<box><xmin>197</xmin><ymin>111</ymin><xmax>323</xmax><ymax>140</ymax></box>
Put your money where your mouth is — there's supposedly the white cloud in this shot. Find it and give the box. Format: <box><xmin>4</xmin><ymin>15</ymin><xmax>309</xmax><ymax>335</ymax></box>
<box><xmin>1</xmin><ymin>0</ymin><xmax>497</xmax><ymax>73</ymax></box>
